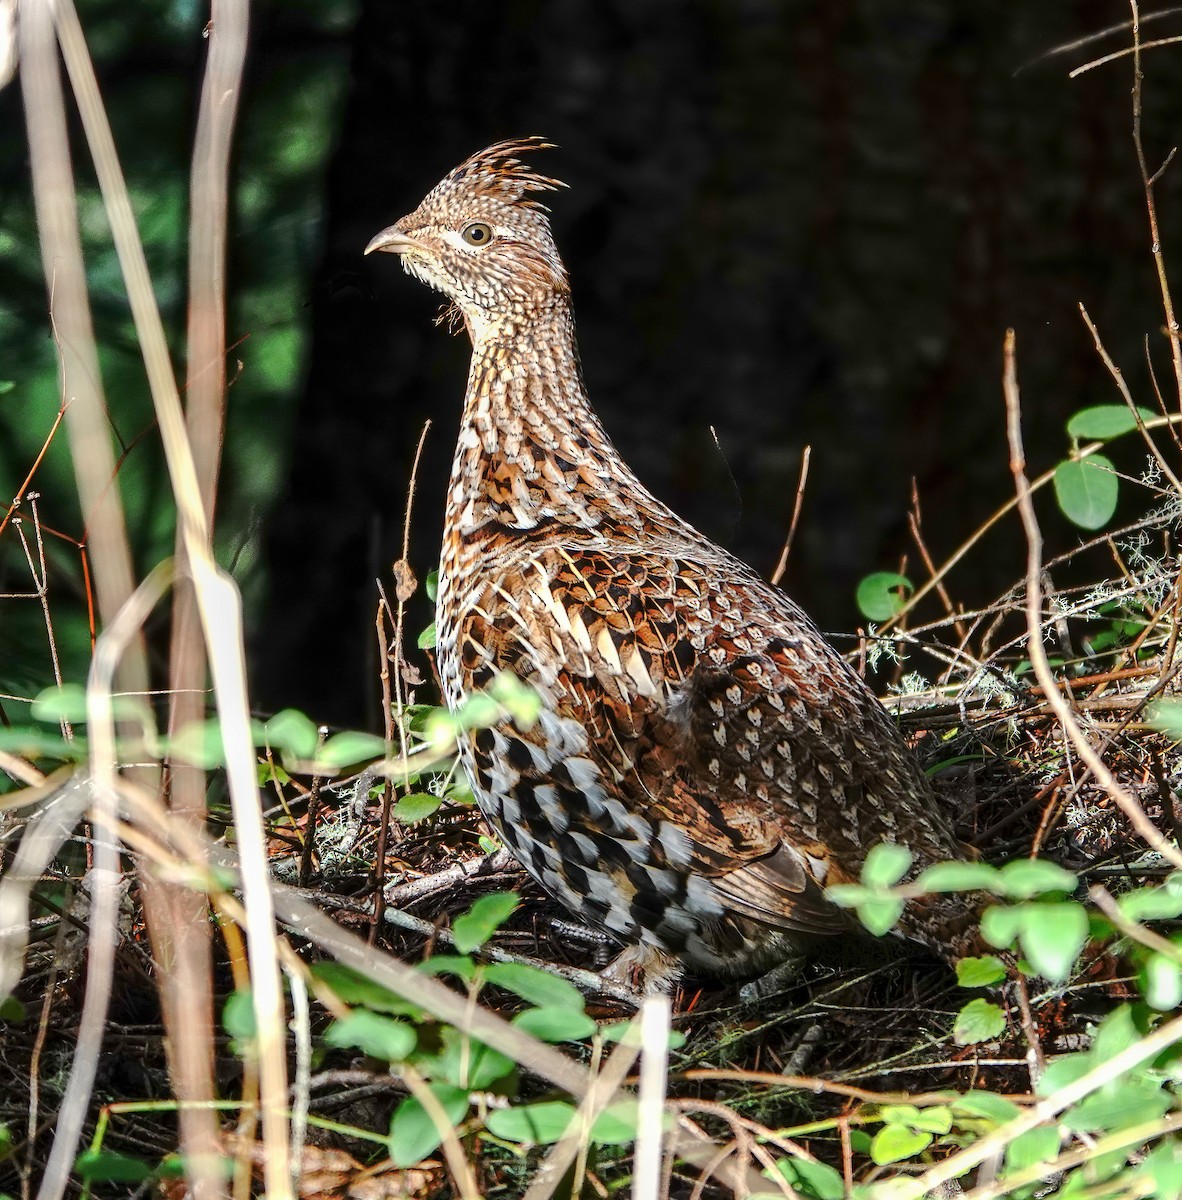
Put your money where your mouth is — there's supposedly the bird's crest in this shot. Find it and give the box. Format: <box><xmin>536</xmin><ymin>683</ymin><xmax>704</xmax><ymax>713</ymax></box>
<box><xmin>435</xmin><ymin>137</ymin><xmax>566</xmax><ymax>210</ymax></box>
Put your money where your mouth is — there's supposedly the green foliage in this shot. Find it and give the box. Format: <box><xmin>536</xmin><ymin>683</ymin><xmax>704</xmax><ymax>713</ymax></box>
<box><xmin>1054</xmin><ymin>456</ymin><xmax>1118</xmax><ymax>529</ymax></box>
<box><xmin>451</xmin><ymin>892</ymin><xmax>520</xmax><ymax>953</ymax></box>
<box><xmin>856</xmin><ymin>572</ymin><xmax>914</xmax><ymax>622</ymax></box>
<box><xmin>953</xmin><ymin>998</ymin><xmax>1007</xmax><ymax>1046</ymax></box>
<box><xmin>74</xmin><ymin>1150</ymin><xmax>154</xmax><ymax>1184</ymax></box>
<box><xmin>389</xmin><ymin>1084</ymin><xmax>471</xmax><ymax>1167</ymax></box>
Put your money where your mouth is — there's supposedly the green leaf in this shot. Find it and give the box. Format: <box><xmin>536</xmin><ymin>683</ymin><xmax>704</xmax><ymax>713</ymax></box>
<box><xmin>416</xmin><ymin>955</ymin><xmax>477</xmax><ymax>984</ymax></box>
<box><xmin>1066</xmin><ymin>405</ymin><xmax>1155</xmax><ymax>440</ymax></box>
<box><xmin>388</xmin><ymin>1084</ymin><xmax>470</xmax><ymax>1167</ymax></box>
<box><xmin>74</xmin><ymin>1151</ymin><xmax>154</xmax><ymax>1184</ymax></box>
<box><xmin>163</xmin><ymin>718</ymin><xmax>229</xmax><ymax>768</ymax></box>
<box><xmin>856</xmin><ymin>572</ymin><xmax>914</xmax><ymax>622</ymax></box>
<box><xmin>950</xmin><ymin>1091</ymin><xmax>1021</xmax><ymax>1125</ymax></box>
<box><xmin>876</xmin><ymin>1105</ymin><xmax>952</xmax><ymax>1135</ymax></box>
<box><xmin>1037</xmin><ymin>1052</ymin><xmax>1092</xmax><ymax>1096</ymax></box>
<box><xmin>222</xmin><ymin>990</ymin><xmax>256</xmax><ymax>1041</ymax></box>
<box><xmin>488</xmin><ymin>672</ymin><xmax>543</xmax><ymax>726</ymax></box>
<box><xmin>1148</xmin><ymin>698</ymin><xmax>1182</xmax><ymax>740</ymax></box>
<box><xmin>0</xmin><ymin>380</ymin><xmax>14</xmax><ymax>394</ymax></box>
<box><xmin>485</xmin><ymin>1100</ymin><xmax>575</xmax><ymax>1145</ymax></box>
<box><xmin>996</xmin><ymin>859</ymin><xmax>1077</xmax><ymax>899</ymax></box>
<box><xmin>393</xmin><ymin>792</ymin><xmax>442</xmax><ymax>824</ymax></box>
<box><xmin>914</xmin><ymin>862</ymin><xmax>1000</xmax><ymax>893</ymax></box>
<box><xmin>953</xmin><ymin>998</ymin><xmax>1006</xmax><ymax>1046</ymax></box>
<box><xmin>857</xmin><ymin>897</ymin><xmax>905</xmax><ymax>937</ymax></box>
<box><xmin>956</xmin><ymin>956</ymin><xmax>1007</xmax><ymax>988</ymax></box>
<box><xmin>263</xmin><ymin>708</ymin><xmax>320</xmax><ymax>758</ymax></box>
<box><xmin>862</xmin><ymin>843</ymin><xmax>913</xmax><ymax>887</ymax></box>
<box><xmin>1018</xmin><ymin>902</ymin><xmax>1088</xmax><ymax>982</ymax></box>
<box><xmin>425</xmin><ymin>570</ymin><xmax>439</xmax><ymax>602</ymax></box>
<box><xmin>767</xmin><ymin>1157</ymin><xmax>846</xmax><ymax>1200</ymax></box>
<box><xmin>600</xmin><ymin>1021</ymin><xmax>687</xmax><ymax>1049</ymax></box>
<box><xmin>1002</xmin><ymin>1125</ymin><xmax>1060</xmax><ymax>1176</ymax></box>
<box><xmin>324</xmin><ymin>1011</ymin><xmax>416</xmax><ymax>1062</ymax></box>
<box><xmin>1119</xmin><ymin>883</ymin><xmax>1182</xmax><ymax>922</ymax></box>
<box><xmin>483</xmin><ymin>962</ymin><xmax>585</xmax><ymax>1010</ymax></box>
<box><xmin>590</xmin><ymin>1099</ymin><xmax>640</xmax><ymax>1145</ymax></box>
<box><xmin>30</xmin><ymin>683</ymin><xmax>89</xmax><ymax>723</ymax></box>
<box><xmin>1063</xmin><ymin>1078</ymin><xmax>1171</xmax><ymax>1132</ymax></box>
<box><xmin>314</xmin><ymin>731</ymin><xmax>387</xmax><ymax>769</ymax></box>
<box><xmin>437</xmin><ymin>1031</ymin><xmax>514</xmax><ymax>1089</ymax></box>
<box><xmin>869</xmin><ymin>1124</ymin><xmax>932</xmax><ymax>1165</ymax></box>
<box><xmin>417</xmin><ymin>622</ymin><xmax>437</xmax><ymax>650</ymax></box>
<box><xmin>1142</xmin><ymin>953</ymin><xmax>1182</xmax><ymax>1011</ymax></box>
<box><xmin>1054</xmin><ymin>455</ymin><xmax>1118</xmax><ymax>530</ymax></box>
<box><xmin>451</xmin><ymin>891</ymin><xmax>519</xmax><ymax>953</ymax></box>
<box><xmin>0</xmin><ymin>728</ymin><xmax>87</xmax><ymax>760</ymax></box>
<box><xmin>1090</xmin><ymin>1006</ymin><xmax>1139</xmax><ymax>1064</ymax></box>
<box><xmin>512</xmin><ymin>1006</ymin><xmax>598</xmax><ymax>1042</ymax></box>
<box><xmin>311</xmin><ymin>963</ymin><xmax>424</xmax><ymax>1018</ymax></box>
<box><xmin>1137</xmin><ymin>1141</ymin><xmax>1182</xmax><ymax>1199</ymax></box>
<box><xmin>0</xmin><ymin>996</ymin><xmax>26</xmax><ymax>1022</ymax></box>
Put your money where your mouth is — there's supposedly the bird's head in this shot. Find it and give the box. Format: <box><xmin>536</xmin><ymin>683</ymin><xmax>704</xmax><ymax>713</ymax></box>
<box><xmin>366</xmin><ymin>138</ymin><xmax>569</xmax><ymax>340</ymax></box>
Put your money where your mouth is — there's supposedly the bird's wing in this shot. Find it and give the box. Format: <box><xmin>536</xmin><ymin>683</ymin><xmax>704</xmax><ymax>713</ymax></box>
<box><xmin>464</xmin><ymin>541</ymin><xmax>946</xmax><ymax>937</ymax></box>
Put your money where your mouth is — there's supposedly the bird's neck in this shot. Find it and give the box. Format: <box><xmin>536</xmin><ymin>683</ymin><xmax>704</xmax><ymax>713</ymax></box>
<box><xmin>447</xmin><ymin>295</ymin><xmax>642</xmax><ymax>536</ymax></box>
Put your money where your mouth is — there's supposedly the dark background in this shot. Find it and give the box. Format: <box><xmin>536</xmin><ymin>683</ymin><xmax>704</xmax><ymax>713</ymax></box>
<box><xmin>4</xmin><ymin>2</ymin><xmax>1182</xmax><ymax>731</ymax></box>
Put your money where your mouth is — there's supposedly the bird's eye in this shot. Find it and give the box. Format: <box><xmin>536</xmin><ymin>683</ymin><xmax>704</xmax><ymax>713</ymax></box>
<box><xmin>461</xmin><ymin>222</ymin><xmax>493</xmax><ymax>246</ymax></box>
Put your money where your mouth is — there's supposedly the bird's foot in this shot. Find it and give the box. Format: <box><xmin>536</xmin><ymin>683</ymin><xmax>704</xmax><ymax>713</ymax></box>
<box><xmin>601</xmin><ymin>943</ymin><xmax>683</xmax><ymax>998</ymax></box>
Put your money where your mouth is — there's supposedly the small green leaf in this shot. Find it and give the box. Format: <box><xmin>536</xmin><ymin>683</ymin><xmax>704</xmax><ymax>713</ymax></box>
<box><xmin>0</xmin><ymin>380</ymin><xmax>14</xmax><ymax>394</ymax></box>
<box><xmin>600</xmin><ymin>1021</ymin><xmax>686</xmax><ymax>1049</ymax></box>
<box><xmin>511</xmin><ymin>1006</ymin><xmax>598</xmax><ymax>1043</ymax></box>
<box><xmin>393</xmin><ymin>792</ymin><xmax>442</xmax><ymax>824</ymax></box>
<box><xmin>1002</xmin><ymin>1125</ymin><xmax>1060</xmax><ymax>1176</ymax></box>
<box><xmin>870</xmin><ymin>1124</ymin><xmax>932</xmax><ymax>1165</ymax></box>
<box><xmin>311</xmin><ymin>963</ymin><xmax>424</xmax><ymax>1018</ymax></box>
<box><xmin>950</xmin><ymin>1091</ymin><xmax>1021</xmax><ymax>1125</ymax></box>
<box><xmin>875</xmin><ymin>1104</ymin><xmax>952</xmax><ymax>1135</ymax></box>
<box><xmin>222</xmin><ymin>990</ymin><xmax>256</xmax><ymax>1041</ymax></box>
<box><xmin>0</xmin><ymin>728</ymin><xmax>87</xmax><ymax>760</ymax></box>
<box><xmin>1037</xmin><ymin>1052</ymin><xmax>1091</xmax><ymax>1096</ymax></box>
<box><xmin>483</xmin><ymin>962</ymin><xmax>585</xmax><ymax>1010</ymax></box>
<box><xmin>489</xmin><ymin>672</ymin><xmax>543</xmax><ymax>726</ymax></box>
<box><xmin>0</xmin><ymin>996</ymin><xmax>27</xmax><ymax>1021</ymax></box>
<box><xmin>417</xmin><ymin>622</ymin><xmax>437</xmax><ymax>650</ymax></box>
<box><xmin>857</xmin><ymin>897</ymin><xmax>905</xmax><ymax>937</ymax></box>
<box><xmin>451</xmin><ymin>891</ymin><xmax>519</xmax><ymax>953</ymax></box>
<box><xmin>437</xmin><ymin>1031</ymin><xmax>514</xmax><ymax>1089</ymax></box>
<box><xmin>996</xmin><ymin>859</ymin><xmax>1077</xmax><ymax>899</ymax></box>
<box><xmin>1054</xmin><ymin>455</ymin><xmax>1118</xmax><ymax>530</ymax></box>
<box><xmin>389</xmin><ymin>1084</ymin><xmax>470</xmax><ymax>1167</ymax></box>
<box><xmin>1119</xmin><ymin>883</ymin><xmax>1182</xmax><ymax>922</ymax></box>
<box><xmin>1066</xmin><ymin>405</ymin><xmax>1155</xmax><ymax>440</ymax></box>
<box><xmin>590</xmin><ymin>1099</ymin><xmax>640</xmax><ymax>1145</ymax></box>
<box><xmin>314</xmin><ymin>731</ymin><xmax>387</xmax><ymax>768</ymax></box>
<box><xmin>856</xmin><ymin>572</ymin><xmax>914</xmax><ymax>622</ymax></box>
<box><xmin>416</xmin><ymin>955</ymin><xmax>477</xmax><ymax>984</ymax></box>
<box><xmin>1148</xmin><ymin>698</ymin><xmax>1182</xmax><ymax>740</ymax></box>
<box><xmin>914</xmin><ymin>862</ymin><xmax>1000</xmax><ymax>893</ymax></box>
<box><xmin>30</xmin><ymin>683</ymin><xmax>89</xmax><ymax>723</ymax></box>
<box><xmin>956</xmin><ymin>956</ymin><xmax>1007</xmax><ymax>988</ymax></box>
<box><xmin>766</xmin><ymin>1156</ymin><xmax>846</xmax><ymax>1200</ymax></box>
<box><xmin>485</xmin><ymin>1100</ymin><xmax>575</xmax><ymax>1145</ymax></box>
<box><xmin>1018</xmin><ymin>901</ymin><xmax>1088</xmax><ymax>982</ymax></box>
<box><xmin>862</xmin><ymin>842</ymin><xmax>913</xmax><ymax>887</ymax></box>
<box><xmin>1063</xmin><ymin>1078</ymin><xmax>1171</xmax><ymax>1132</ymax></box>
<box><xmin>324</xmin><ymin>1011</ymin><xmax>416</xmax><ymax>1062</ymax></box>
<box><xmin>1138</xmin><ymin>1141</ymin><xmax>1182</xmax><ymax>1198</ymax></box>
<box><xmin>163</xmin><ymin>718</ymin><xmax>229</xmax><ymax>768</ymax></box>
<box><xmin>425</xmin><ymin>570</ymin><xmax>439</xmax><ymax>601</ymax></box>
<box><xmin>263</xmin><ymin>708</ymin><xmax>320</xmax><ymax>758</ymax></box>
<box><xmin>953</xmin><ymin>998</ymin><xmax>1006</xmax><ymax>1046</ymax></box>
<box><xmin>74</xmin><ymin>1151</ymin><xmax>154</xmax><ymax>1184</ymax></box>
<box><xmin>1142</xmin><ymin>952</ymin><xmax>1182</xmax><ymax>1011</ymax></box>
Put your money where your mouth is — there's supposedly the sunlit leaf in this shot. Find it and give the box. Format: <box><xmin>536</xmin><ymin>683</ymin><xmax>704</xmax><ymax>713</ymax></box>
<box><xmin>324</xmin><ymin>1011</ymin><xmax>416</xmax><ymax>1062</ymax></box>
<box><xmin>485</xmin><ymin>1101</ymin><xmax>575</xmax><ymax>1145</ymax></box>
<box><xmin>1054</xmin><ymin>455</ymin><xmax>1118</xmax><ymax>530</ymax></box>
<box><xmin>451</xmin><ymin>891</ymin><xmax>519</xmax><ymax>953</ymax></box>
<box><xmin>953</xmin><ymin>998</ymin><xmax>1006</xmax><ymax>1046</ymax></box>
<box><xmin>856</xmin><ymin>572</ymin><xmax>913</xmax><ymax>622</ymax></box>
<box><xmin>956</xmin><ymin>956</ymin><xmax>1007</xmax><ymax>988</ymax></box>
<box><xmin>1066</xmin><ymin>405</ymin><xmax>1155</xmax><ymax>439</ymax></box>
<box><xmin>862</xmin><ymin>842</ymin><xmax>913</xmax><ymax>888</ymax></box>
<box><xmin>388</xmin><ymin>1084</ymin><xmax>469</xmax><ymax>1167</ymax></box>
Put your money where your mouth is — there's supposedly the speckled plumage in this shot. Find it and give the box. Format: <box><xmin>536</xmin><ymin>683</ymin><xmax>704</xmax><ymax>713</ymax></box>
<box><xmin>367</xmin><ymin>139</ymin><xmax>976</xmax><ymax>988</ymax></box>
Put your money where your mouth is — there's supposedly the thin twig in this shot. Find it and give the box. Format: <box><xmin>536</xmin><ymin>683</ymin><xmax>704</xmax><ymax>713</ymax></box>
<box><xmin>770</xmin><ymin>444</ymin><xmax>811</xmax><ymax>586</ymax></box>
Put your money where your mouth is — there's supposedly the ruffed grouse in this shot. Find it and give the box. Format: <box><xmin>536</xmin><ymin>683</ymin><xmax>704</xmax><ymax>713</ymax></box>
<box><xmin>366</xmin><ymin>139</ymin><xmax>974</xmax><ymax>990</ymax></box>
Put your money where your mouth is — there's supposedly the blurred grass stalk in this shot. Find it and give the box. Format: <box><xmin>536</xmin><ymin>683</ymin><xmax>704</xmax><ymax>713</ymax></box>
<box><xmin>18</xmin><ymin>3</ymin><xmax>291</xmax><ymax>1199</ymax></box>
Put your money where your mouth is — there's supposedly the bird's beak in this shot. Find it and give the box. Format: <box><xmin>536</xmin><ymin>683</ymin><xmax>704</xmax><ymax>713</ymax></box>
<box><xmin>365</xmin><ymin>225</ymin><xmax>426</xmax><ymax>256</ymax></box>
